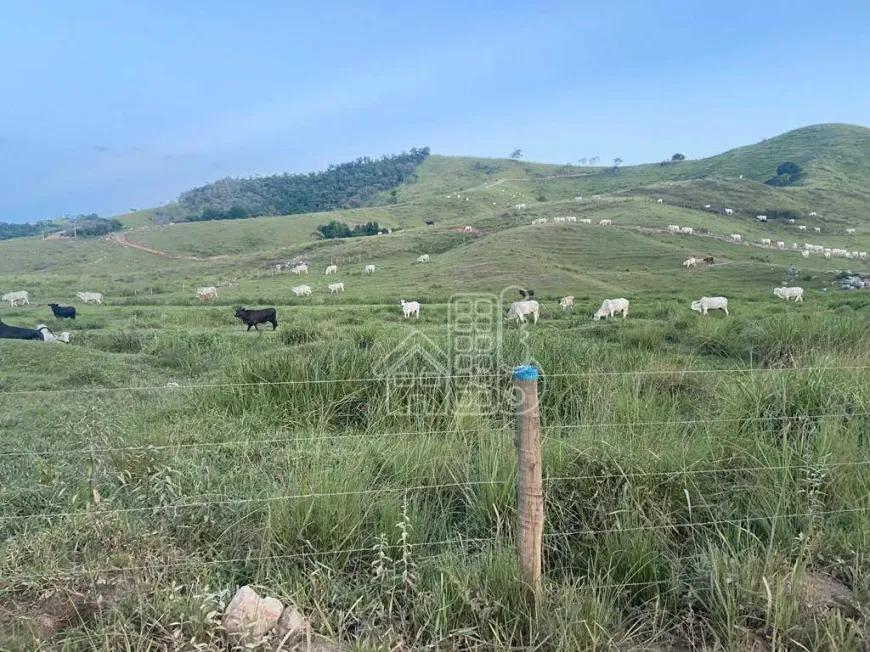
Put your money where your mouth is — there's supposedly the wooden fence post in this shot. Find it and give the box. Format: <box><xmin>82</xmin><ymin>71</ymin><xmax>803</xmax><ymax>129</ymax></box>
<box><xmin>513</xmin><ymin>365</ymin><xmax>543</xmax><ymax>596</ymax></box>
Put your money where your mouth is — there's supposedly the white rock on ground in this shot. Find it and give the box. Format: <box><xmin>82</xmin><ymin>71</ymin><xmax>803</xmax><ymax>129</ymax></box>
<box><xmin>222</xmin><ymin>585</ymin><xmax>284</xmax><ymax>645</ymax></box>
<box><xmin>273</xmin><ymin>606</ymin><xmax>309</xmax><ymax>649</ymax></box>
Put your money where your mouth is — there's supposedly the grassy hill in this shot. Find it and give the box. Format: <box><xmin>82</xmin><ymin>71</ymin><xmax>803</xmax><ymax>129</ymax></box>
<box><xmin>3</xmin><ymin>123</ymin><xmax>870</xmax><ymax>651</ymax></box>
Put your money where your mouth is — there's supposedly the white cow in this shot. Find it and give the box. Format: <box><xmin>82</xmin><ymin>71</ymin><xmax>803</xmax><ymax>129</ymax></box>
<box><xmin>814</xmin><ymin>227</ymin><xmax>821</xmax><ymax>233</ymax></box>
<box><xmin>598</xmin><ymin>219</ymin><xmax>612</xmax><ymax>226</ymax></box>
<box><xmin>825</xmin><ymin>252</ymin><xmax>832</xmax><ymax>259</ymax></box>
<box><xmin>668</xmin><ymin>225</ymin><xmax>681</xmax><ymax>234</ymax></box>
<box><xmin>565</xmin><ymin>216</ymin><xmax>577</xmax><ymax>223</ymax></box>
<box><xmin>399</xmin><ymin>300</ymin><xmax>420</xmax><ymax>318</ymax></box>
<box><xmin>464</xmin><ymin>225</ymin><xmax>473</xmax><ymax>232</ymax></box>
<box><xmin>292</xmin><ymin>285</ymin><xmax>312</xmax><ymax>297</ymax></box>
<box><xmin>579</xmin><ymin>218</ymin><xmax>592</xmax><ymax>224</ymax></box>
<box><xmin>417</xmin><ymin>254</ymin><xmax>430</xmax><ymax>263</ymax></box>
<box><xmin>35</xmin><ymin>325</ymin><xmax>71</xmax><ymax>343</ymax></box>
<box><xmin>196</xmin><ymin>286</ymin><xmax>217</xmax><ymax>302</ymax></box>
<box><xmin>774</xmin><ymin>287</ymin><xmax>804</xmax><ymax>302</ymax></box>
<box><xmin>809</xmin><ymin>212</ymin><xmax>818</xmax><ymax>217</ymax></box>
<box><xmin>328</xmin><ymin>282</ymin><xmax>345</xmax><ymax>294</ymax></box>
<box><xmin>506</xmin><ymin>300</ymin><xmax>540</xmax><ymax>324</ymax></box>
<box><xmin>364</xmin><ymin>265</ymin><xmax>376</xmax><ymax>274</ymax></box>
<box><xmin>691</xmin><ymin>296</ymin><xmax>729</xmax><ymax>316</ymax></box>
<box><xmin>756</xmin><ymin>215</ymin><xmax>768</xmax><ymax>222</ymax></box>
<box><xmin>2</xmin><ymin>291</ymin><xmax>30</xmax><ymax>307</ymax></box>
<box><xmin>798</xmin><ymin>225</ymin><xmax>807</xmax><ymax>232</ymax></box>
<box><xmin>847</xmin><ymin>228</ymin><xmax>856</xmax><ymax>235</ymax></box>
<box><xmin>553</xmin><ymin>216</ymin><xmax>566</xmax><ymax>223</ymax></box>
<box><xmin>656</xmin><ymin>198</ymin><xmax>663</xmax><ymax>203</ymax></box>
<box><xmin>853</xmin><ymin>251</ymin><xmax>862</xmax><ymax>258</ymax></box>
<box><xmin>802</xmin><ymin>250</ymin><xmax>810</xmax><ymax>258</ymax></box>
<box><xmin>559</xmin><ymin>296</ymin><xmax>575</xmax><ymax>310</ymax></box>
<box><xmin>777</xmin><ymin>241</ymin><xmax>785</xmax><ymax>249</ymax></box>
<box><xmin>593</xmin><ymin>298</ymin><xmax>629</xmax><ymax>321</ymax></box>
<box><xmin>514</xmin><ymin>203</ymin><xmax>527</xmax><ymax>210</ymax></box>
<box><xmin>704</xmin><ymin>204</ymin><xmax>711</xmax><ymax>209</ymax></box>
<box><xmin>532</xmin><ymin>218</ymin><xmax>547</xmax><ymax>225</ymax></box>
<box><xmin>681</xmin><ymin>227</ymin><xmax>694</xmax><ymax>235</ymax></box>
<box><xmin>77</xmin><ymin>292</ymin><xmax>102</xmax><ymax>304</ymax></box>
<box><xmin>325</xmin><ymin>265</ymin><xmax>338</xmax><ymax>275</ymax></box>
<box><xmin>683</xmin><ymin>257</ymin><xmax>698</xmax><ymax>268</ymax></box>
<box><xmin>861</xmin><ymin>252</ymin><xmax>868</xmax><ymax>259</ymax></box>
<box><xmin>724</xmin><ymin>208</ymin><xmax>734</xmax><ymax>215</ymax></box>
<box><xmin>761</xmin><ymin>238</ymin><xmax>771</xmax><ymax>246</ymax></box>
<box><xmin>574</xmin><ymin>196</ymin><xmax>583</xmax><ymax>202</ymax></box>
<box><xmin>292</xmin><ymin>263</ymin><xmax>309</xmax><ymax>274</ymax></box>
<box><xmin>788</xmin><ymin>219</ymin><xmax>796</xmax><ymax>224</ymax></box>
<box><xmin>731</xmin><ymin>234</ymin><xmax>742</xmax><ymax>243</ymax></box>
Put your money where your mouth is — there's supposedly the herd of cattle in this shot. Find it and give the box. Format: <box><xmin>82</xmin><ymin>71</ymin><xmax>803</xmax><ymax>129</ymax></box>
<box><xmin>0</xmin><ymin>291</ymin><xmax>102</xmax><ymax>341</ymax></box>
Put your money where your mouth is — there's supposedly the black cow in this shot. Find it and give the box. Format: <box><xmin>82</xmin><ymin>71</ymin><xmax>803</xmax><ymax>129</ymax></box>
<box><xmin>235</xmin><ymin>307</ymin><xmax>278</xmax><ymax>331</ymax></box>
<box><xmin>0</xmin><ymin>319</ymin><xmax>44</xmax><ymax>340</ymax></box>
<box><xmin>48</xmin><ymin>303</ymin><xmax>76</xmax><ymax>319</ymax></box>
<box><xmin>703</xmin><ymin>256</ymin><xmax>715</xmax><ymax>265</ymax></box>
<box><xmin>425</xmin><ymin>220</ymin><xmax>435</xmax><ymax>226</ymax></box>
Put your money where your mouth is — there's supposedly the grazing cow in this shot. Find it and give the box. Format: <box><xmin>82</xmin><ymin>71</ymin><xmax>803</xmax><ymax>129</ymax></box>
<box><xmin>559</xmin><ymin>295</ymin><xmax>575</xmax><ymax>310</ymax></box>
<box><xmin>2</xmin><ymin>291</ymin><xmax>30</xmax><ymax>307</ymax></box>
<box><xmin>680</xmin><ymin>227</ymin><xmax>694</xmax><ymax>235</ymax></box>
<box><xmin>757</xmin><ymin>215</ymin><xmax>768</xmax><ymax>222</ymax></box>
<box><xmin>506</xmin><ymin>300</ymin><xmax>540</xmax><ymax>324</ymax></box>
<box><xmin>196</xmin><ymin>286</ymin><xmax>217</xmax><ymax>302</ymax></box>
<box><xmin>574</xmin><ymin>196</ymin><xmax>583</xmax><ymax>201</ymax></box>
<box><xmin>0</xmin><ymin>318</ymin><xmax>43</xmax><ymax>340</ymax></box>
<box><xmin>425</xmin><ymin>220</ymin><xmax>435</xmax><ymax>226</ymax></box>
<box><xmin>463</xmin><ymin>225</ymin><xmax>473</xmax><ymax>232</ymax></box>
<box><xmin>668</xmin><ymin>225</ymin><xmax>680</xmax><ymax>234</ymax></box>
<box><xmin>704</xmin><ymin>204</ymin><xmax>711</xmax><ymax>209</ymax></box>
<box><xmin>683</xmin><ymin>257</ymin><xmax>698</xmax><ymax>268</ymax></box>
<box><xmin>554</xmin><ymin>216</ymin><xmax>566</xmax><ymax>223</ymax></box>
<box><xmin>809</xmin><ymin>212</ymin><xmax>817</xmax><ymax>217</ymax></box>
<box><xmin>328</xmin><ymin>282</ymin><xmax>344</xmax><ymax>294</ymax></box>
<box><xmin>364</xmin><ymin>264</ymin><xmax>376</xmax><ymax>274</ymax></box>
<box><xmin>761</xmin><ymin>238</ymin><xmax>771</xmax><ymax>246</ymax></box>
<box><xmin>291</xmin><ymin>285</ymin><xmax>312</xmax><ymax>297</ymax></box>
<box><xmin>814</xmin><ymin>227</ymin><xmax>821</xmax><ymax>233</ymax></box>
<box><xmin>593</xmin><ymin>298</ymin><xmax>629</xmax><ymax>321</ymax></box>
<box><xmin>400</xmin><ymin>300</ymin><xmax>421</xmax><ymax>318</ymax></box>
<box><xmin>691</xmin><ymin>296</ymin><xmax>729</xmax><ymax>316</ymax></box>
<box><xmin>579</xmin><ymin>218</ymin><xmax>592</xmax><ymax>224</ymax></box>
<box><xmin>325</xmin><ymin>265</ymin><xmax>338</xmax><ymax>275</ymax></box>
<box><xmin>514</xmin><ymin>203</ymin><xmax>527</xmax><ymax>210</ymax></box>
<box><xmin>703</xmin><ymin>256</ymin><xmax>715</xmax><ymax>265</ymax></box>
<box><xmin>730</xmin><ymin>234</ymin><xmax>742</xmax><ymax>243</ymax></box>
<box><xmin>656</xmin><ymin>198</ymin><xmax>663</xmax><ymax>203</ymax></box>
<box><xmin>777</xmin><ymin>241</ymin><xmax>785</xmax><ymax>249</ymax></box>
<box><xmin>798</xmin><ymin>225</ymin><xmax>807</xmax><ymax>231</ymax></box>
<box><xmin>774</xmin><ymin>286</ymin><xmax>804</xmax><ymax>302</ymax></box>
<box><xmin>847</xmin><ymin>228</ymin><xmax>856</xmax><ymax>234</ymax></box>
<box><xmin>291</xmin><ymin>263</ymin><xmax>309</xmax><ymax>274</ymax></box>
<box><xmin>724</xmin><ymin>208</ymin><xmax>734</xmax><ymax>215</ymax></box>
<box><xmin>598</xmin><ymin>219</ymin><xmax>612</xmax><ymax>226</ymax></box>
<box><xmin>565</xmin><ymin>216</ymin><xmax>577</xmax><ymax>223</ymax></box>
<box><xmin>417</xmin><ymin>254</ymin><xmax>430</xmax><ymax>263</ymax></box>
<box><xmin>77</xmin><ymin>292</ymin><xmax>102</xmax><ymax>304</ymax></box>
<box><xmin>234</xmin><ymin>307</ymin><xmax>278</xmax><ymax>331</ymax></box>
<box><xmin>802</xmin><ymin>250</ymin><xmax>810</xmax><ymax>258</ymax></box>
<box><xmin>48</xmin><ymin>303</ymin><xmax>76</xmax><ymax>319</ymax></box>
<box><xmin>36</xmin><ymin>324</ymin><xmax>71</xmax><ymax>343</ymax></box>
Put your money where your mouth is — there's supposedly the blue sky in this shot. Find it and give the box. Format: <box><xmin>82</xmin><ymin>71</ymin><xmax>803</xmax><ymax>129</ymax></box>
<box><xmin>1</xmin><ymin>1</ymin><xmax>868</xmax><ymax>222</ymax></box>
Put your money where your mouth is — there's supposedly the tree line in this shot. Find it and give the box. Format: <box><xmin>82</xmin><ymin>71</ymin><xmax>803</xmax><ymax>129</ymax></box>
<box><xmin>157</xmin><ymin>148</ymin><xmax>430</xmax><ymax>223</ymax></box>
<box><xmin>0</xmin><ymin>214</ymin><xmax>121</xmax><ymax>241</ymax></box>
<box><xmin>316</xmin><ymin>220</ymin><xmax>382</xmax><ymax>239</ymax></box>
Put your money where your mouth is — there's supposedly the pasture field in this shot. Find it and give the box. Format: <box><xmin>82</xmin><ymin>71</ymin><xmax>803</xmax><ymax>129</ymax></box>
<box><xmin>4</xmin><ymin>125</ymin><xmax>870</xmax><ymax>650</ymax></box>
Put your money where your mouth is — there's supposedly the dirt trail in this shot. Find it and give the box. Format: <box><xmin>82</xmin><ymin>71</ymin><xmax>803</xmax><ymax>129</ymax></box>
<box><xmin>110</xmin><ymin>232</ymin><xmax>203</xmax><ymax>260</ymax></box>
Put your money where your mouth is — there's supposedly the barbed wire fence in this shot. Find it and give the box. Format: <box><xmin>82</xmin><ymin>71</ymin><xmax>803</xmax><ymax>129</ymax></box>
<box><xmin>1</xmin><ymin>364</ymin><xmax>868</xmax><ymax>594</ymax></box>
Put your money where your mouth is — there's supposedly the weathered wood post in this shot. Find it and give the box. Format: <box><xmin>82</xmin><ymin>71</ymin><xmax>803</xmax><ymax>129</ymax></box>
<box><xmin>513</xmin><ymin>364</ymin><xmax>543</xmax><ymax>596</ymax></box>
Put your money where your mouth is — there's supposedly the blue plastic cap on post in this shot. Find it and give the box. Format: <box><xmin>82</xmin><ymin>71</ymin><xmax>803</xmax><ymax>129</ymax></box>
<box><xmin>512</xmin><ymin>365</ymin><xmax>539</xmax><ymax>381</ymax></box>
